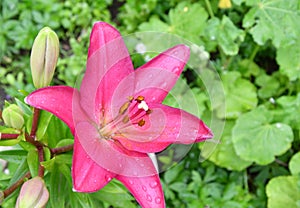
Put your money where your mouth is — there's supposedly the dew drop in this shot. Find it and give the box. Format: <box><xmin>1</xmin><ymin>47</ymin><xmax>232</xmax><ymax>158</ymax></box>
<box><xmin>142</xmin><ymin>185</ymin><xmax>147</xmax><ymax>192</ymax></box>
<box><xmin>150</xmin><ymin>181</ymin><xmax>158</xmax><ymax>188</ymax></box>
<box><xmin>140</xmin><ymin>163</ymin><xmax>145</xmax><ymax>167</ymax></box>
<box><xmin>146</xmin><ymin>194</ymin><xmax>152</xmax><ymax>202</ymax></box>
<box><xmin>173</xmin><ymin>66</ymin><xmax>180</xmax><ymax>73</ymax></box>
<box><xmin>162</xmin><ymin>82</ymin><xmax>167</xmax><ymax>88</ymax></box>
<box><xmin>155</xmin><ymin>197</ymin><xmax>161</xmax><ymax>204</ymax></box>
<box><xmin>148</xmin><ymin>73</ymin><xmax>153</xmax><ymax>79</ymax></box>
<box><xmin>105</xmin><ymin>175</ymin><xmax>112</xmax><ymax>182</ymax></box>
<box><xmin>129</xmin><ymin>180</ymin><xmax>134</xmax><ymax>185</ymax></box>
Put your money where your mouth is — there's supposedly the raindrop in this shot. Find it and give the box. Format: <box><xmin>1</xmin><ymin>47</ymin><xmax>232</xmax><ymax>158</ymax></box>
<box><xmin>162</xmin><ymin>82</ymin><xmax>167</xmax><ymax>88</ymax></box>
<box><xmin>173</xmin><ymin>66</ymin><xmax>180</xmax><ymax>73</ymax></box>
<box><xmin>155</xmin><ymin>197</ymin><xmax>161</xmax><ymax>204</ymax></box>
<box><xmin>142</xmin><ymin>185</ymin><xmax>147</xmax><ymax>192</ymax></box>
<box><xmin>140</xmin><ymin>163</ymin><xmax>145</xmax><ymax>167</ymax></box>
<box><xmin>276</xmin><ymin>123</ymin><xmax>282</xmax><ymax>128</ymax></box>
<box><xmin>210</xmin><ymin>36</ymin><xmax>216</xmax><ymax>40</ymax></box>
<box><xmin>148</xmin><ymin>73</ymin><xmax>153</xmax><ymax>79</ymax></box>
<box><xmin>146</xmin><ymin>194</ymin><xmax>152</xmax><ymax>202</ymax></box>
<box><xmin>105</xmin><ymin>175</ymin><xmax>112</xmax><ymax>182</ymax></box>
<box><xmin>129</xmin><ymin>180</ymin><xmax>134</xmax><ymax>185</ymax></box>
<box><xmin>150</xmin><ymin>181</ymin><xmax>158</xmax><ymax>188</ymax></box>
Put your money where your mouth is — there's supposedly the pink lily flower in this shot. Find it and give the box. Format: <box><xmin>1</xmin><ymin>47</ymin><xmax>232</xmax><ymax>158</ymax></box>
<box><xmin>25</xmin><ymin>22</ymin><xmax>212</xmax><ymax>207</ymax></box>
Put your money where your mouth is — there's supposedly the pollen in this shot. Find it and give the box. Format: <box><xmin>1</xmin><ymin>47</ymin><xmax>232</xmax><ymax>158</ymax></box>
<box><xmin>138</xmin><ymin>100</ymin><xmax>149</xmax><ymax>111</ymax></box>
<box><xmin>119</xmin><ymin>101</ymin><xmax>130</xmax><ymax>115</ymax></box>
<box><xmin>138</xmin><ymin>119</ymin><xmax>146</xmax><ymax>127</ymax></box>
<box><xmin>135</xmin><ymin>96</ymin><xmax>145</xmax><ymax>103</ymax></box>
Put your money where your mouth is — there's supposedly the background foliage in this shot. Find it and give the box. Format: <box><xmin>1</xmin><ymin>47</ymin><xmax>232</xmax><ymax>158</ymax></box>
<box><xmin>1</xmin><ymin>0</ymin><xmax>300</xmax><ymax>207</ymax></box>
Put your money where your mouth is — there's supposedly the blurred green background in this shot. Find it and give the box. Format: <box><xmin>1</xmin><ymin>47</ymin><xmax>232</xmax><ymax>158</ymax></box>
<box><xmin>1</xmin><ymin>0</ymin><xmax>300</xmax><ymax>207</ymax></box>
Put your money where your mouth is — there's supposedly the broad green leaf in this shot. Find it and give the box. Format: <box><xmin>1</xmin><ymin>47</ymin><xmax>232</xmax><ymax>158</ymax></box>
<box><xmin>274</xmin><ymin>93</ymin><xmax>300</xmax><ymax>130</ymax></box>
<box><xmin>276</xmin><ymin>38</ymin><xmax>300</xmax><ymax>81</ymax></box>
<box><xmin>205</xmin><ymin>16</ymin><xmax>245</xmax><ymax>55</ymax></box>
<box><xmin>201</xmin><ymin>120</ymin><xmax>252</xmax><ymax>171</ymax></box>
<box><xmin>139</xmin><ymin>2</ymin><xmax>208</xmax><ymax>44</ymax></box>
<box><xmin>255</xmin><ymin>72</ymin><xmax>280</xmax><ymax>98</ymax></box>
<box><xmin>220</xmin><ymin>71</ymin><xmax>257</xmax><ymax>119</ymax></box>
<box><xmin>232</xmin><ymin>106</ymin><xmax>293</xmax><ymax>165</ymax></box>
<box><xmin>49</xmin><ymin>164</ymin><xmax>67</xmax><ymax>207</ymax></box>
<box><xmin>266</xmin><ymin>176</ymin><xmax>300</xmax><ymax>208</ymax></box>
<box><xmin>27</xmin><ymin>148</ymin><xmax>39</xmax><ymax>177</ymax></box>
<box><xmin>0</xmin><ymin>150</ymin><xmax>27</xmax><ymax>163</ymax></box>
<box><xmin>55</xmin><ymin>138</ymin><xmax>74</xmax><ymax>148</ymax></box>
<box><xmin>242</xmin><ymin>0</ymin><xmax>300</xmax><ymax>47</ymax></box>
<box><xmin>289</xmin><ymin>152</ymin><xmax>300</xmax><ymax>175</ymax></box>
<box><xmin>8</xmin><ymin>158</ymin><xmax>28</xmax><ymax>187</ymax></box>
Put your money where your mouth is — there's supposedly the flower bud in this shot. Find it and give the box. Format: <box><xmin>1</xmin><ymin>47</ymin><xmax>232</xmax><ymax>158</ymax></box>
<box><xmin>16</xmin><ymin>177</ymin><xmax>49</xmax><ymax>208</ymax></box>
<box><xmin>30</xmin><ymin>27</ymin><xmax>59</xmax><ymax>88</ymax></box>
<box><xmin>2</xmin><ymin>104</ymin><xmax>24</xmax><ymax>129</ymax></box>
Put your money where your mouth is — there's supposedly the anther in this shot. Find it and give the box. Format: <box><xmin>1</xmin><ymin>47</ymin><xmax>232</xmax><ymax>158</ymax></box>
<box><xmin>146</xmin><ymin>109</ymin><xmax>152</xmax><ymax>114</ymax></box>
<box><xmin>135</xmin><ymin>96</ymin><xmax>145</xmax><ymax>103</ymax></box>
<box><xmin>138</xmin><ymin>119</ymin><xmax>146</xmax><ymax>127</ymax></box>
<box><xmin>119</xmin><ymin>102</ymin><xmax>130</xmax><ymax>115</ymax></box>
<box><xmin>128</xmin><ymin>96</ymin><xmax>134</xmax><ymax>102</ymax></box>
<box><xmin>122</xmin><ymin>115</ymin><xmax>130</xmax><ymax>124</ymax></box>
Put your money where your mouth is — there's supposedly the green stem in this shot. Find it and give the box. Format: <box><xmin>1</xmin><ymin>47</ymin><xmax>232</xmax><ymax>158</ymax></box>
<box><xmin>204</xmin><ymin>0</ymin><xmax>215</xmax><ymax>18</ymax></box>
<box><xmin>243</xmin><ymin>170</ymin><xmax>249</xmax><ymax>192</ymax></box>
<box><xmin>3</xmin><ymin>171</ymin><xmax>31</xmax><ymax>198</ymax></box>
<box><xmin>249</xmin><ymin>44</ymin><xmax>260</xmax><ymax>61</ymax></box>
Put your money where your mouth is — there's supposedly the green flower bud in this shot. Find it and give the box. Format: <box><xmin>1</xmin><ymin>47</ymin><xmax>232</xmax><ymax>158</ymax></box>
<box><xmin>30</xmin><ymin>27</ymin><xmax>59</xmax><ymax>89</ymax></box>
<box><xmin>16</xmin><ymin>177</ymin><xmax>49</xmax><ymax>208</ymax></box>
<box><xmin>2</xmin><ymin>104</ymin><xmax>24</xmax><ymax>129</ymax></box>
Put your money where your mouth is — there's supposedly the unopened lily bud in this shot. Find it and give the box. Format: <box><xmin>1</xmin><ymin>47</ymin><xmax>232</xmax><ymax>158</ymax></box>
<box><xmin>30</xmin><ymin>27</ymin><xmax>59</xmax><ymax>88</ymax></box>
<box><xmin>2</xmin><ymin>104</ymin><xmax>24</xmax><ymax>129</ymax></box>
<box><xmin>16</xmin><ymin>177</ymin><xmax>49</xmax><ymax>208</ymax></box>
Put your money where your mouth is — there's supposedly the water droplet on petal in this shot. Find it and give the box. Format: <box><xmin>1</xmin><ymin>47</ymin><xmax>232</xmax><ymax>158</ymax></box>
<box><xmin>148</xmin><ymin>73</ymin><xmax>153</xmax><ymax>79</ymax></box>
<box><xmin>150</xmin><ymin>181</ymin><xmax>158</xmax><ymax>188</ymax></box>
<box><xmin>105</xmin><ymin>175</ymin><xmax>112</xmax><ymax>182</ymax></box>
<box><xmin>146</xmin><ymin>194</ymin><xmax>152</xmax><ymax>202</ymax></box>
<box><xmin>162</xmin><ymin>82</ymin><xmax>167</xmax><ymax>88</ymax></box>
<box><xmin>129</xmin><ymin>180</ymin><xmax>134</xmax><ymax>185</ymax></box>
<box><xmin>155</xmin><ymin>197</ymin><xmax>161</xmax><ymax>204</ymax></box>
<box><xmin>173</xmin><ymin>66</ymin><xmax>180</xmax><ymax>73</ymax></box>
<box><xmin>142</xmin><ymin>185</ymin><xmax>147</xmax><ymax>192</ymax></box>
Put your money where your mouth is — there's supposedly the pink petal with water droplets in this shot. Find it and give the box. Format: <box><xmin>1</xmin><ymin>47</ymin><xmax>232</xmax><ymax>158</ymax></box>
<box><xmin>116</xmin><ymin>104</ymin><xmax>213</xmax><ymax>153</ymax></box>
<box><xmin>79</xmin><ymin>22</ymin><xmax>135</xmax><ymax>124</ymax></box>
<box><xmin>116</xmin><ymin>174</ymin><xmax>165</xmax><ymax>208</ymax></box>
<box><xmin>134</xmin><ymin>44</ymin><xmax>190</xmax><ymax>103</ymax></box>
<box><xmin>75</xmin><ymin>121</ymin><xmax>158</xmax><ymax>177</ymax></box>
<box><xmin>72</xmin><ymin>137</ymin><xmax>116</xmax><ymax>192</ymax></box>
<box><xmin>25</xmin><ymin>86</ymin><xmax>78</xmax><ymax>134</ymax></box>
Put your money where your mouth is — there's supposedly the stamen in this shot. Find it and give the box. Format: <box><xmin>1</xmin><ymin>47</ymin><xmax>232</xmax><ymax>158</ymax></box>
<box><xmin>119</xmin><ymin>102</ymin><xmax>130</xmax><ymax>115</ymax></box>
<box><xmin>138</xmin><ymin>100</ymin><xmax>149</xmax><ymax>111</ymax></box>
<box><xmin>135</xmin><ymin>96</ymin><xmax>145</xmax><ymax>103</ymax></box>
<box><xmin>128</xmin><ymin>96</ymin><xmax>134</xmax><ymax>102</ymax></box>
<box><xmin>138</xmin><ymin>119</ymin><xmax>146</xmax><ymax>127</ymax></box>
<box><xmin>122</xmin><ymin>115</ymin><xmax>130</xmax><ymax>123</ymax></box>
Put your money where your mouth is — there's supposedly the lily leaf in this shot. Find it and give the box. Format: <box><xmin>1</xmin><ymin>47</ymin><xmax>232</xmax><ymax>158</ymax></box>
<box><xmin>232</xmin><ymin>106</ymin><xmax>293</xmax><ymax>165</ymax></box>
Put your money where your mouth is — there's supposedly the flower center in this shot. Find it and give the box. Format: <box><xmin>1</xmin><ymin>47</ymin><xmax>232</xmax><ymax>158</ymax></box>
<box><xmin>98</xmin><ymin>95</ymin><xmax>152</xmax><ymax>139</ymax></box>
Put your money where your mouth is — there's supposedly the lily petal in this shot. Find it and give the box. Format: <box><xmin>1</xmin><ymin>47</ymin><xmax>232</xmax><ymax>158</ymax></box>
<box><xmin>72</xmin><ymin>136</ymin><xmax>116</xmax><ymax>192</ymax></box>
<box><xmin>134</xmin><ymin>45</ymin><xmax>190</xmax><ymax>103</ymax></box>
<box><xmin>75</xmin><ymin>121</ymin><xmax>158</xmax><ymax>177</ymax></box>
<box><xmin>25</xmin><ymin>86</ymin><xmax>78</xmax><ymax>134</ymax></box>
<box><xmin>80</xmin><ymin>22</ymin><xmax>135</xmax><ymax>123</ymax></box>
<box><xmin>116</xmin><ymin>104</ymin><xmax>213</xmax><ymax>153</ymax></box>
<box><xmin>116</xmin><ymin>174</ymin><xmax>165</xmax><ymax>208</ymax></box>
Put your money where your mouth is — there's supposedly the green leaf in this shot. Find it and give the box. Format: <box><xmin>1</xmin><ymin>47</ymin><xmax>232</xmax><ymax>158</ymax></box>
<box><xmin>232</xmin><ymin>106</ymin><xmax>294</xmax><ymax>165</ymax></box>
<box><xmin>242</xmin><ymin>0</ymin><xmax>300</xmax><ymax>47</ymax></box>
<box><xmin>205</xmin><ymin>16</ymin><xmax>245</xmax><ymax>55</ymax></box>
<box><xmin>220</xmin><ymin>71</ymin><xmax>257</xmax><ymax>119</ymax></box>
<box><xmin>201</xmin><ymin>120</ymin><xmax>252</xmax><ymax>171</ymax></box>
<box><xmin>266</xmin><ymin>175</ymin><xmax>300</xmax><ymax>208</ymax></box>
<box><xmin>35</xmin><ymin>110</ymin><xmax>53</xmax><ymax>142</ymax></box>
<box><xmin>289</xmin><ymin>152</ymin><xmax>300</xmax><ymax>175</ymax></box>
<box><xmin>255</xmin><ymin>72</ymin><xmax>280</xmax><ymax>98</ymax></box>
<box><xmin>27</xmin><ymin>148</ymin><xmax>39</xmax><ymax>177</ymax></box>
<box><xmin>274</xmin><ymin>93</ymin><xmax>300</xmax><ymax>130</ymax></box>
<box><xmin>276</xmin><ymin>38</ymin><xmax>300</xmax><ymax>81</ymax></box>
